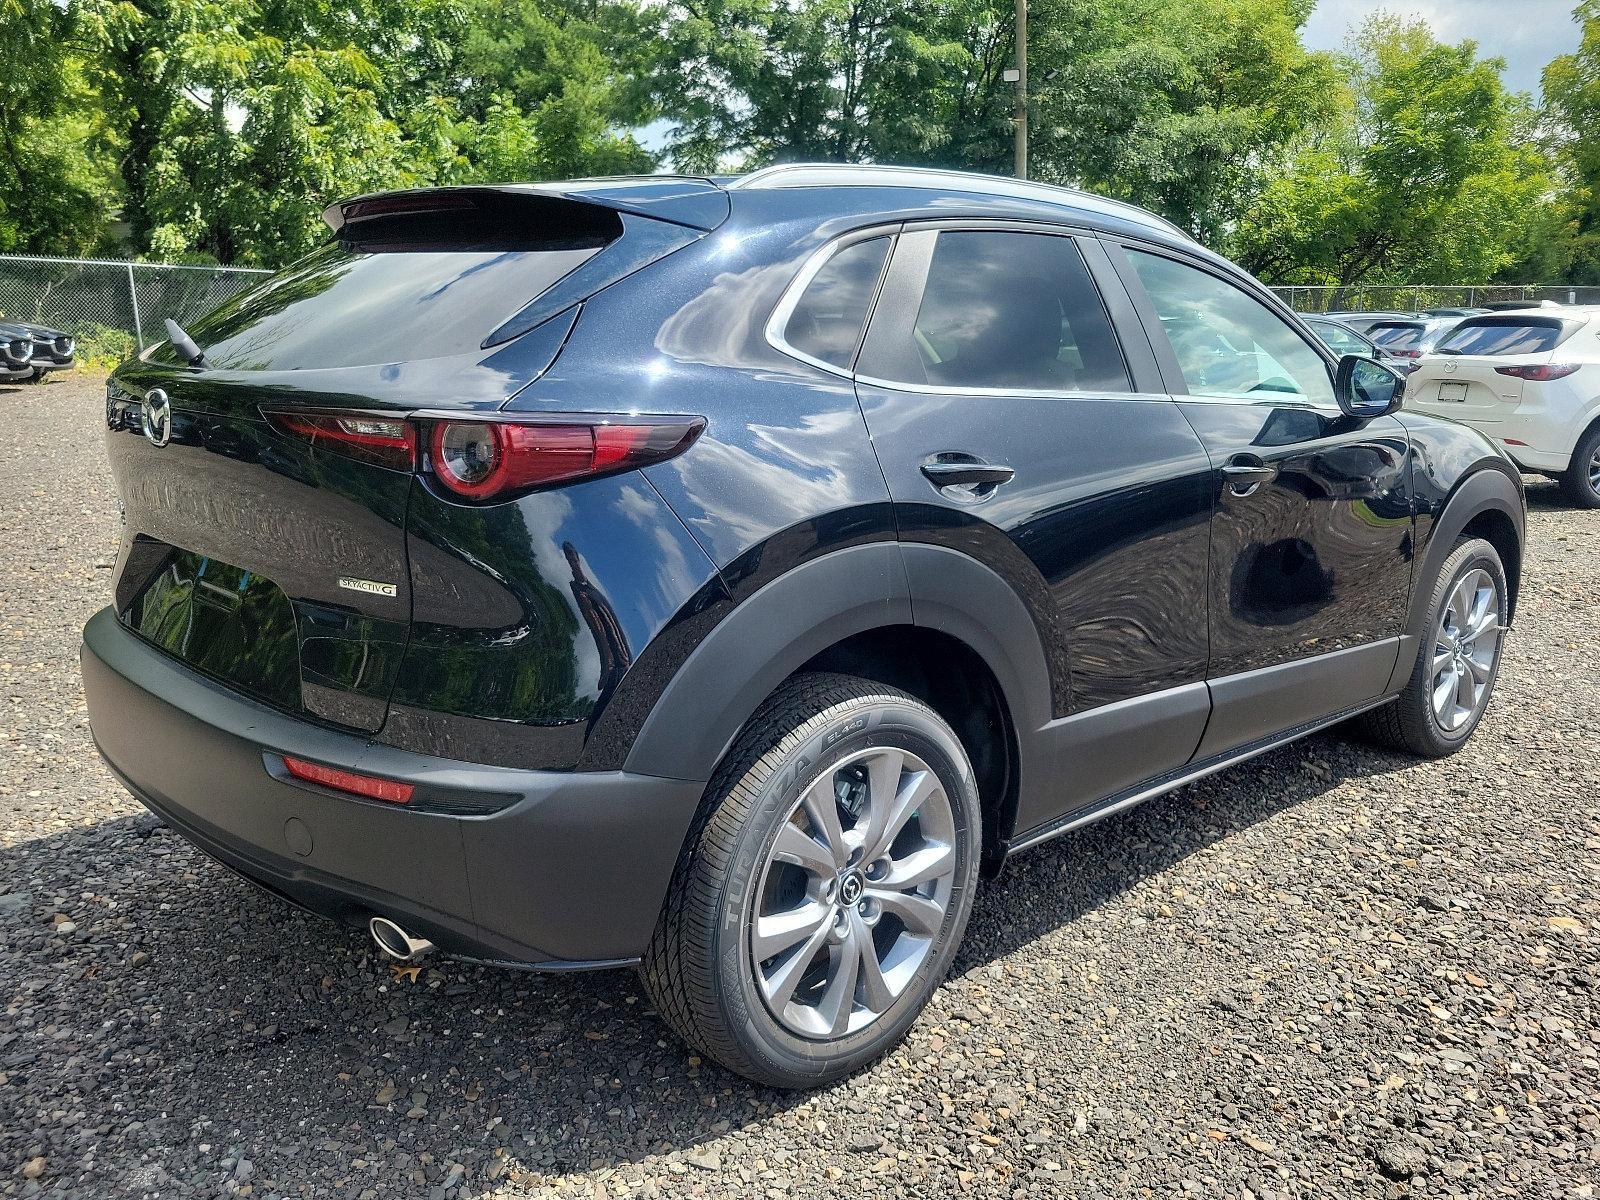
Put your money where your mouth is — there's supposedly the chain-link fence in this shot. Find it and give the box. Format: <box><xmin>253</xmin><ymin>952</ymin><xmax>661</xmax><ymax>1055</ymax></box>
<box><xmin>1270</xmin><ymin>283</ymin><xmax>1600</xmax><ymax>313</ymax></box>
<box><xmin>0</xmin><ymin>254</ymin><xmax>270</xmax><ymax>364</ymax></box>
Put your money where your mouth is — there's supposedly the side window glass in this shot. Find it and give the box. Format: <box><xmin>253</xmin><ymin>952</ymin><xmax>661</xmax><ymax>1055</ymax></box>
<box><xmin>865</xmin><ymin>230</ymin><xmax>1131</xmax><ymax>392</ymax></box>
<box><xmin>1128</xmin><ymin>251</ymin><xmax>1335</xmax><ymax>405</ymax></box>
<box><xmin>783</xmin><ymin>237</ymin><xmax>890</xmax><ymax>368</ymax></box>
<box><xmin>1313</xmin><ymin>323</ymin><xmax>1361</xmax><ymax>355</ymax></box>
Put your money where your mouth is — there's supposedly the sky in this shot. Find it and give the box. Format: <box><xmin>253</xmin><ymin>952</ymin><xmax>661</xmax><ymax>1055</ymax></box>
<box><xmin>1302</xmin><ymin>0</ymin><xmax>1582</xmax><ymax>96</ymax></box>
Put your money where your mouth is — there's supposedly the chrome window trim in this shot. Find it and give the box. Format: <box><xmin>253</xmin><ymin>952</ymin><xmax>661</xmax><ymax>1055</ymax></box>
<box><xmin>768</xmin><ymin>221</ymin><xmax>1164</xmax><ymax>401</ymax></box>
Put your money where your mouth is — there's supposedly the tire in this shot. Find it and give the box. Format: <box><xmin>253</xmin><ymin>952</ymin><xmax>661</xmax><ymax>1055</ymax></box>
<box><xmin>1559</xmin><ymin>421</ymin><xmax>1600</xmax><ymax>509</ymax></box>
<box><xmin>640</xmin><ymin>671</ymin><xmax>982</xmax><ymax>1089</ymax></box>
<box><xmin>1356</xmin><ymin>537</ymin><xmax>1508</xmax><ymax>757</ymax></box>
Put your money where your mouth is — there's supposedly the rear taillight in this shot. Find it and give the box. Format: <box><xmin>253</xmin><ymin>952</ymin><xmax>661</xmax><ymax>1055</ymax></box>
<box><xmin>425</xmin><ymin>419</ymin><xmax>704</xmax><ymax>501</ymax></box>
<box><xmin>1387</xmin><ymin>347</ymin><xmax>1422</xmax><ymax>358</ymax></box>
<box><xmin>267</xmin><ymin>409</ymin><xmax>703</xmax><ymax>502</ymax></box>
<box><xmin>282</xmin><ymin>755</ymin><xmax>414</xmax><ymax>804</ymax></box>
<box><xmin>1493</xmin><ymin>364</ymin><xmax>1580</xmax><ymax>381</ymax></box>
<box><xmin>268</xmin><ymin>412</ymin><xmax>416</xmax><ymax>470</ymax></box>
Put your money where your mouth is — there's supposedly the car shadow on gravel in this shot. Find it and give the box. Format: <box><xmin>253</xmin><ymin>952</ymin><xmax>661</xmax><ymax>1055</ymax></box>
<box><xmin>0</xmin><ymin>726</ymin><xmax>1421</xmax><ymax>1192</ymax></box>
<box><xmin>1523</xmin><ymin>476</ymin><xmax>1588</xmax><ymax>511</ymax></box>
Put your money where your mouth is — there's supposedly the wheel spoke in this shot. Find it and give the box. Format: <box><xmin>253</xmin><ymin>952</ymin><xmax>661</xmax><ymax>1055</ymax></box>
<box><xmin>1469</xmin><ymin>606</ymin><xmax>1501</xmax><ymax>641</ymax></box>
<box><xmin>1454</xmin><ymin>663</ymin><xmax>1477</xmax><ymax>712</ymax></box>
<box><xmin>799</xmin><ymin>776</ymin><xmax>848</xmax><ymax>870</ymax></box>
<box><xmin>857</xmin><ymin>750</ymin><xmax>905</xmax><ymax>855</ymax></box>
<box><xmin>863</xmin><ymin>767</ymin><xmax>939</xmax><ymax>862</ymax></box>
<box><xmin>753</xmin><ymin>901</ymin><xmax>831</xmax><ymax>961</ymax></box>
<box><xmin>1465</xmin><ymin>651</ymin><xmax>1493</xmax><ymax>684</ymax></box>
<box><xmin>879</xmin><ymin>842</ymin><xmax>955</xmax><ymax>890</ymax></box>
<box><xmin>773</xmin><ymin>822</ymin><xmax>836</xmax><ymax>879</ymax></box>
<box><xmin>817</xmin><ymin>931</ymin><xmax>861</xmax><ymax>1036</ymax></box>
<box><xmin>758</xmin><ymin>914</ymin><xmax>834</xmax><ymax>1012</ymax></box>
<box><xmin>1431</xmin><ymin>645</ymin><xmax>1454</xmax><ymax>674</ymax></box>
<box><xmin>1447</xmin><ymin>575</ymin><xmax>1474</xmax><ymax>632</ymax></box>
<box><xmin>850</xmin><ymin>911</ymin><xmax>895</xmax><ymax>1014</ymax></box>
<box><xmin>868</xmin><ymin>887</ymin><xmax>944</xmax><ymax>936</ymax></box>
<box><xmin>1431</xmin><ymin>667</ymin><xmax>1457</xmax><ymax>721</ymax></box>
<box><xmin>1466</xmin><ymin>578</ymin><xmax>1493</xmax><ymax>632</ymax></box>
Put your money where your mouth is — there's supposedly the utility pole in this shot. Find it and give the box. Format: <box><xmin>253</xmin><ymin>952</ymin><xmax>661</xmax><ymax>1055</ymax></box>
<box><xmin>1013</xmin><ymin>0</ymin><xmax>1028</xmax><ymax>179</ymax></box>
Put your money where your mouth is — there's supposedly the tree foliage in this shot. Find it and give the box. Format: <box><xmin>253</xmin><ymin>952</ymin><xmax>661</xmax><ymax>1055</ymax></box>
<box><xmin>1234</xmin><ymin>16</ymin><xmax>1555</xmax><ymax>285</ymax></box>
<box><xmin>0</xmin><ymin>0</ymin><xmax>1594</xmax><ymax>284</ymax></box>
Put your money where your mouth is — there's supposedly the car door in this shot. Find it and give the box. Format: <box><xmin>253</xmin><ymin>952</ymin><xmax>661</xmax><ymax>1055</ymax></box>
<box><xmin>1107</xmin><ymin>243</ymin><xmax>1415</xmax><ymax>759</ymax></box>
<box><xmin>850</xmin><ymin>222</ymin><xmax>1217</xmax><ymax>836</ymax></box>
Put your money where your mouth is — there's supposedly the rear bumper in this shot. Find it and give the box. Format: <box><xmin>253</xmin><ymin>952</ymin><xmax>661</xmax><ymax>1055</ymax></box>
<box><xmin>81</xmin><ymin>607</ymin><xmax>705</xmax><ymax>967</ymax></box>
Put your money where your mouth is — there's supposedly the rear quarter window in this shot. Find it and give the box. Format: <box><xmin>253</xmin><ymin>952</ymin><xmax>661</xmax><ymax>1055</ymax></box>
<box><xmin>781</xmin><ymin>237</ymin><xmax>890</xmax><ymax>369</ymax></box>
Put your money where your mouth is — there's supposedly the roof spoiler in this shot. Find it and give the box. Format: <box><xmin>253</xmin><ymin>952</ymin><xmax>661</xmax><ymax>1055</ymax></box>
<box><xmin>324</xmin><ymin>178</ymin><xmax>731</xmax><ymax>236</ymax></box>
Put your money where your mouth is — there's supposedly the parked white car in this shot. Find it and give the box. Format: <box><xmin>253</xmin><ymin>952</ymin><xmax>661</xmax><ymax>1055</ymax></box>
<box><xmin>1407</xmin><ymin>308</ymin><xmax>1600</xmax><ymax>507</ymax></box>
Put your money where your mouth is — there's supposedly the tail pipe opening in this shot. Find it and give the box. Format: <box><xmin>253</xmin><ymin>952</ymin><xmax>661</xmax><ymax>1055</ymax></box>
<box><xmin>368</xmin><ymin>916</ymin><xmax>436</xmax><ymax>962</ymax></box>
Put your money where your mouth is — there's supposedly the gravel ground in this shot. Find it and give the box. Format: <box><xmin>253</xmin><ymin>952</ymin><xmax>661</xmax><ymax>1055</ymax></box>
<box><xmin>2</xmin><ymin>373</ymin><xmax>1597</xmax><ymax>1200</ymax></box>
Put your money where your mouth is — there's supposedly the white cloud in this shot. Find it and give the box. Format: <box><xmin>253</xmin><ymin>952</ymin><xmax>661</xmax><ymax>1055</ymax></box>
<box><xmin>1302</xmin><ymin>0</ymin><xmax>1581</xmax><ymax>95</ymax></box>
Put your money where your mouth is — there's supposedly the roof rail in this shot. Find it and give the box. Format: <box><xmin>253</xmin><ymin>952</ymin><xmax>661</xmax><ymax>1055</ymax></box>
<box><xmin>729</xmin><ymin>163</ymin><xmax>1190</xmax><ymax>240</ymax></box>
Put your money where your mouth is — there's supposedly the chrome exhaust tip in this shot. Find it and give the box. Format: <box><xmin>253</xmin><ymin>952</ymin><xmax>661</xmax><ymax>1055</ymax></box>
<box><xmin>368</xmin><ymin>916</ymin><xmax>435</xmax><ymax>962</ymax></box>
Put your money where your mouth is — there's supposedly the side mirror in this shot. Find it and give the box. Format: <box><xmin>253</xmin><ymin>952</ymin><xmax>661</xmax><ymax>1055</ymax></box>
<box><xmin>1335</xmin><ymin>354</ymin><xmax>1406</xmax><ymax>418</ymax></box>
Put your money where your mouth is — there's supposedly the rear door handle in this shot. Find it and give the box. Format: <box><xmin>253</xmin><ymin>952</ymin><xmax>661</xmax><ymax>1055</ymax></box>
<box><xmin>1221</xmin><ymin>458</ymin><xmax>1277</xmax><ymax>496</ymax></box>
<box><xmin>921</xmin><ymin>459</ymin><xmax>1016</xmax><ymax>487</ymax></box>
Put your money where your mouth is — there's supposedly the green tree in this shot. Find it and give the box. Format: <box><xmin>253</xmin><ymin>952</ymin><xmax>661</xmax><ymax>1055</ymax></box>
<box><xmin>453</xmin><ymin>0</ymin><xmax>656</xmax><ymax>178</ymax></box>
<box><xmin>0</xmin><ymin>0</ymin><xmax>115</xmax><ymax>253</ymax></box>
<box><xmin>1028</xmin><ymin>0</ymin><xmax>1338</xmax><ymax>246</ymax></box>
<box><xmin>1543</xmin><ymin>0</ymin><xmax>1600</xmax><ymax>283</ymax></box>
<box><xmin>656</xmin><ymin>0</ymin><xmax>1017</xmax><ymax>172</ymax></box>
<box><xmin>1235</xmin><ymin>15</ymin><xmax>1553</xmax><ymax>286</ymax></box>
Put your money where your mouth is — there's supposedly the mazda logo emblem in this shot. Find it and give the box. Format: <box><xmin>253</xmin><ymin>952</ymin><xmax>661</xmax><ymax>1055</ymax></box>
<box><xmin>1443</xmin><ymin>361</ymin><xmax>1458</xmax><ymax>374</ymax></box>
<box><xmin>140</xmin><ymin>388</ymin><xmax>172</xmax><ymax>447</ymax></box>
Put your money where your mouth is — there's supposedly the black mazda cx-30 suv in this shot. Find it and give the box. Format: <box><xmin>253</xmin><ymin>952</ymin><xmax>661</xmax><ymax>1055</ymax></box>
<box><xmin>83</xmin><ymin>165</ymin><xmax>1524</xmax><ymax>1087</ymax></box>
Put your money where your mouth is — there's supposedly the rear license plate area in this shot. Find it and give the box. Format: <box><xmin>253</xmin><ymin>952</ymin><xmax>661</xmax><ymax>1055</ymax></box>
<box><xmin>123</xmin><ymin>548</ymin><xmax>302</xmax><ymax>713</ymax></box>
<box><xmin>1437</xmin><ymin>381</ymin><xmax>1468</xmax><ymax>402</ymax></box>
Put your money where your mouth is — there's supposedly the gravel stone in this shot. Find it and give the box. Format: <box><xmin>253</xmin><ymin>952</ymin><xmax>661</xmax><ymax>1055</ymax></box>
<box><xmin>1</xmin><ymin>374</ymin><xmax>1597</xmax><ymax>1198</ymax></box>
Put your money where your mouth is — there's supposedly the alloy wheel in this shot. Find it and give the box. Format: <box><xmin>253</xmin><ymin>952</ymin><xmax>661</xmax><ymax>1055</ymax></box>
<box><xmin>751</xmin><ymin>747</ymin><xmax>957</xmax><ymax>1039</ymax></box>
<box><xmin>1430</xmin><ymin>567</ymin><xmax>1503</xmax><ymax>732</ymax></box>
<box><xmin>1589</xmin><ymin>443</ymin><xmax>1600</xmax><ymax>495</ymax></box>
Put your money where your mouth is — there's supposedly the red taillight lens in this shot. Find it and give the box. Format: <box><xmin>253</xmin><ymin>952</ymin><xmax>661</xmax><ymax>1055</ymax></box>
<box><xmin>426</xmin><ymin>418</ymin><xmax>704</xmax><ymax>502</ymax></box>
<box><xmin>268</xmin><ymin>412</ymin><xmax>416</xmax><ymax>470</ymax></box>
<box><xmin>1493</xmin><ymin>364</ymin><xmax>1581</xmax><ymax>381</ymax></box>
<box><xmin>1387</xmin><ymin>347</ymin><xmax>1422</xmax><ymax>358</ymax></box>
<box><xmin>268</xmin><ymin>408</ymin><xmax>703</xmax><ymax>500</ymax></box>
<box><xmin>282</xmin><ymin>756</ymin><xmax>414</xmax><ymax>804</ymax></box>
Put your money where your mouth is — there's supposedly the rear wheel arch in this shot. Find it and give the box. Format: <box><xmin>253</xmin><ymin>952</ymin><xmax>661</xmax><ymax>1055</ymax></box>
<box><xmin>625</xmin><ymin>541</ymin><xmax>1052</xmax><ymax>862</ymax></box>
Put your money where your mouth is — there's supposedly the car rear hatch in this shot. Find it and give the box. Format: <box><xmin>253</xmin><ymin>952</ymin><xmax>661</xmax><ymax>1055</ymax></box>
<box><xmin>105</xmin><ymin>182</ymin><xmax>726</xmax><ymax>735</ymax></box>
<box><xmin>1409</xmin><ymin>315</ymin><xmax>1578</xmax><ymax>417</ymax></box>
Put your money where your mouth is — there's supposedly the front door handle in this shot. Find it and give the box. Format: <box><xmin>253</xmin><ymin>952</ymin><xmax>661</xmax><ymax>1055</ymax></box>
<box><xmin>921</xmin><ymin>459</ymin><xmax>1016</xmax><ymax>488</ymax></box>
<box><xmin>1221</xmin><ymin>457</ymin><xmax>1277</xmax><ymax>497</ymax></box>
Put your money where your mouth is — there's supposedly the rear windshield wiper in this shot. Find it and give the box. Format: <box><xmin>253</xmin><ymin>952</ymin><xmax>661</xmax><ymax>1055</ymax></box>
<box><xmin>164</xmin><ymin>317</ymin><xmax>207</xmax><ymax>368</ymax></box>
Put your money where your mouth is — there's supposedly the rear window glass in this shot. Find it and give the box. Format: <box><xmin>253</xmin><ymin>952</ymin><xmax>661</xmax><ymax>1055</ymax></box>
<box><xmin>161</xmin><ymin>198</ymin><xmax>619</xmax><ymax>370</ymax></box>
<box><xmin>1436</xmin><ymin>319</ymin><xmax>1568</xmax><ymax>356</ymax></box>
<box><xmin>1367</xmin><ymin>323</ymin><xmax>1424</xmax><ymax>349</ymax></box>
<box><xmin>784</xmin><ymin>237</ymin><xmax>889</xmax><ymax>368</ymax></box>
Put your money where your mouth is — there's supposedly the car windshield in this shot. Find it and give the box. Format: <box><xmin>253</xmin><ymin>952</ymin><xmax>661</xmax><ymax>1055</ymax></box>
<box><xmin>1435</xmin><ymin>320</ymin><xmax>1569</xmax><ymax>356</ymax></box>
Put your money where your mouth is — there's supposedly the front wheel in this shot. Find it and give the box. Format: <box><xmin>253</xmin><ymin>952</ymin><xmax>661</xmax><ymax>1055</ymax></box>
<box><xmin>640</xmin><ymin>672</ymin><xmax>981</xmax><ymax>1089</ymax></box>
<box><xmin>1356</xmin><ymin>536</ymin><xmax>1508</xmax><ymax>757</ymax></box>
